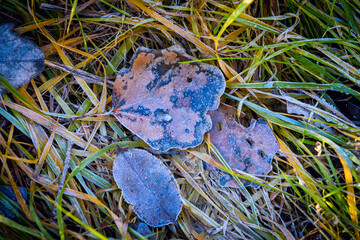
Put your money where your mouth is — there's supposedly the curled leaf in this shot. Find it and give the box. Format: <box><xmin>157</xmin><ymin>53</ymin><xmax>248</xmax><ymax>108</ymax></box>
<box><xmin>208</xmin><ymin>104</ymin><xmax>280</xmax><ymax>188</ymax></box>
<box><xmin>0</xmin><ymin>23</ymin><xmax>45</xmax><ymax>94</ymax></box>
<box><xmin>113</xmin><ymin>148</ymin><xmax>182</xmax><ymax>227</ymax></box>
<box><xmin>112</xmin><ymin>46</ymin><xmax>225</xmax><ymax>151</ymax></box>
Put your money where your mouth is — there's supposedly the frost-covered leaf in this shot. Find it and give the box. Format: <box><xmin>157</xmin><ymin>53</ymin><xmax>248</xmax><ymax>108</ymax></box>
<box><xmin>113</xmin><ymin>148</ymin><xmax>182</xmax><ymax>227</ymax></box>
<box><xmin>208</xmin><ymin>104</ymin><xmax>280</xmax><ymax>188</ymax></box>
<box><xmin>0</xmin><ymin>23</ymin><xmax>45</xmax><ymax>94</ymax></box>
<box><xmin>112</xmin><ymin>46</ymin><xmax>225</xmax><ymax>151</ymax></box>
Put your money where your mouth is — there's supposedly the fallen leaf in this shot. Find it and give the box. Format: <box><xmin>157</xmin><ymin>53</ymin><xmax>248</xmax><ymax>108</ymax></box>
<box><xmin>286</xmin><ymin>98</ymin><xmax>330</xmax><ymax>130</ymax></box>
<box><xmin>113</xmin><ymin>148</ymin><xmax>182</xmax><ymax>227</ymax></box>
<box><xmin>208</xmin><ymin>104</ymin><xmax>279</xmax><ymax>188</ymax></box>
<box><xmin>0</xmin><ymin>23</ymin><xmax>45</xmax><ymax>94</ymax></box>
<box><xmin>130</xmin><ymin>222</ymin><xmax>155</xmax><ymax>239</ymax></box>
<box><xmin>278</xmin><ymin>90</ymin><xmax>334</xmax><ymax>130</ymax></box>
<box><xmin>112</xmin><ymin>46</ymin><xmax>225</xmax><ymax>151</ymax></box>
<box><xmin>0</xmin><ymin>185</ymin><xmax>27</xmax><ymax>221</ymax></box>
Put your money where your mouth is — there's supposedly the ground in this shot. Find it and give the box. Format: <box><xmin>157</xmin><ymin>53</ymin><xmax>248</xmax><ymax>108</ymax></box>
<box><xmin>0</xmin><ymin>0</ymin><xmax>359</xmax><ymax>239</ymax></box>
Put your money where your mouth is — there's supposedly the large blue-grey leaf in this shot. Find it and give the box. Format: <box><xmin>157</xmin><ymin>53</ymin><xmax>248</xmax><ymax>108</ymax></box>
<box><xmin>0</xmin><ymin>23</ymin><xmax>45</xmax><ymax>94</ymax></box>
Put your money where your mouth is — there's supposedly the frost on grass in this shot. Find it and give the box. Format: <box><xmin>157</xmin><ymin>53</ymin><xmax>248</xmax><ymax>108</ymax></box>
<box><xmin>112</xmin><ymin>46</ymin><xmax>225</xmax><ymax>151</ymax></box>
<box><xmin>0</xmin><ymin>23</ymin><xmax>45</xmax><ymax>94</ymax></box>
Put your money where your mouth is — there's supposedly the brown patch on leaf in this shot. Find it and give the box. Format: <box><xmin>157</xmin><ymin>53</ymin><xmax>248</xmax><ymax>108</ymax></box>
<box><xmin>208</xmin><ymin>104</ymin><xmax>280</xmax><ymax>188</ymax></box>
<box><xmin>112</xmin><ymin>46</ymin><xmax>225</xmax><ymax>151</ymax></box>
<box><xmin>113</xmin><ymin>148</ymin><xmax>182</xmax><ymax>227</ymax></box>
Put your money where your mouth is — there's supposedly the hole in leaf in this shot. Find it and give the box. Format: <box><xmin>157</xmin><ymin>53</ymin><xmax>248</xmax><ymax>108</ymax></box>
<box><xmin>259</xmin><ymin>151</ymin><xmax>265</xmax><ymax>157</ymax></box>
<box><xmin>233</xmin><ymin>114</ymin><xmax>242</xmax><ymax>125</ymax></box>
<box><xmin>246</xmin><ymin>138</ymin><xmax>254</xmax><ymax>146</ymax></box>
<box><xmin>216</xmin><ymin>122</ymin><xmax>222</xmax><ymax>131</ymax></box>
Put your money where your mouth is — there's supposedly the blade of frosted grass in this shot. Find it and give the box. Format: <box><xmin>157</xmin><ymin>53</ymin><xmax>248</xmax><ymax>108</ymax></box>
<box><xmin>65</xmin><ymin>141</ymin><xmax>146</xmax><ymax>185</ymax></box>
<box><xmin>172</xmin><ymin>155</ymin><xmax>225</xmax><ymax>215</ymax></box>
<box><xmin>0</xmin><ymin>215</ymin><xmax>42</xmax><ymax>238</ymax></box>
<box><xmin>224</xmin><ymin>38</ymin><xmax>360</xmax><ymax>52</ymax></box>
<box><xmin>74</xmin><ymin>12</ymin><xmax>89</xmax><ymax>74</ymax></box>
<box><xmin>244</xmin><ymin>49</ymin><xmax>263</xmax><ymax>82</ymax></box>
<box><xmin>38</xmin><ymin>26</ymin><xmax>100</xmax><ymax>106</ymax></box>
<box><xmin>248</xmin><ymin>90</ymin><xmax>355</xmax><ymax>129</ymax></box>
<box><xmin>315</xmin><ymin>47</ymin><xmax>360</xmax><ymax>85</ymax></box>
<box><xmin>1</xmin><ymin>100</ymin><xmax>110</xmax><ymax>159</ymax></box>
<box><xmin>106</xmin><ymin>37</ymin><xmax>135</xmax><ymax>75</ymax></box>
<box><xmin>343</xmin><ymin>149</ymin><xmax>360</xmax><ymax>179</ymax></box>
<box><xmin>281</xmin><ymin>171</ymin><xmax>354</xmax><ymax>239</ymax></box>
<box><xmin>126</xmin><ymin>0</ymin><xmax>215</xmax><ymax>54</ymax></box>
<box><xmin>232</xmin><ymin>222</ymin><xmax>264</xmax><ymax>240</ymax></box>
<box><xmin>177</xmin><ymin>219</ymin><xmax>191</xmax><ymax>239</ymax></box>
<box><xmin>227</xmin><ymin>81</ymin><xmax>360</xmax><ymax>101</ymax></box>
<box><xmin>284</xmin><ymin>132</ymin><xmax>352</xmax><ymax>208</ymax></box>
<box><xmin>213</xmin><ymin>15</ymin><xmax>227</xmax><ymax>35</ymax></box>
<box><xmin>99</xmin><ymin>0</ymin><xmax>131</xmax><ymax>17</ymax></box>
<box><xmin>299</xmin><ymin>182</ymin><xmax>358</xmax><ymax>238</ymax></box>
<box><xmin>2</xmin><ymin>94</ymin><xmax>33</xmax><ymax>137</ymax></box>
<box><xmin>295</xmin><ymin>2</ymin><xmax>338</xmax><ymax>38</ymax></box>
<box><xmin>207</xmin><ymin>0</ymin><xmax>280</xmax><ymax>33</ymax></box>
<box><xmin>288</xmin><ymin>51</ymin><xmax>339</xmax><ymax>83</ymax></box>
<box><xmin>76</xmin><ymin>166</ymin><xmax>112</xmax><ymax>189</ymax></box>
<box><xmin>210</xmin><ymin>144</ymin><xmax>259</xmax><ymax>225</ymax></box>
<box><xmin>0</xmin><ymin>107</ymin><xmax>29</xmax><ymax>137</ymax></box>
<box><xmin>189</xmin><ymin>2</ymin><xmax>199</xmax><ymax>36</ymax></box>
<box><xmin>53</xmin><ymin>200</ymin><xmax>109</xmax><ymax>240</ymax></box>
<box><xmin>224</xmin><ymin>94</ymin><xmax>348</xmax><ymax>145</ymax></box>
<box><xmin>66</xmin><ymin>0</ymin><xmax>78</xmax><ymax>33</ymax></box>
<box><xmin>234</xmin><ymin>17</ymin><xmax>280</xmax><ymax>34</ymax></box>
<box><xmin>324</xmin><ymin>149</ymin><xmax>341</xmax><ymax>185</ymax></box>
<box><xmin>291</xmin><ymin>48</ymin><xmax>359</xmax><ymax>78</ymax></box>
<box><xmin>68</xmin><ymin>194</ymin><xmax>89</xmax><ymax>226</ymax></box>
<box><xmin>29</xmin><ymin>190</ymin><xmax>55</xmax><ymax>240</ymax></box>
<box><xmin>181</xmin><ymin>57</ymin><xmax>288</xmax><ymax>64</ymax></box>
<box><xmin>69</xmin><ymin>159</ymin><xmax>97</xmax><ymax>197</ymax></box>
<box><xmin>0</xmin><ymin>192</ymin><xmax>28</xmax><ymax>223</ymax></box>
<box><xmin>28</xmin><ymin>122</ymin><xmax>62</xmax><ymax>176</ymax></box>
<box><xmin>339</xmin><ymin>0</ymin><xmax>360</xmax><ymax>35</ymax></box>
<box><xmin>190</xmin><ymin>149</ymin><xmax>292</xmax><ymax>196</ymax></box>
<box><xmin>68</xmin><ymin>99</ymin><xmax>92</xmax><ymax>132</ymax></box>
<box><xmin>0</xmin><ymin>75</ymin><xmax>35</xmax><ymax>108</ymax></box>
<box><xmin>182</xmin><ymin>197</ymin><xmax>221</xmax><ymax>228</ymax></box>
<box><xmin>230</xmin><ymin>93</ymin><xmax>359</xmax><ymax>231</ymax></box>
<box><xmin>347</xmin><ymin>48</ymin><xmax>360</xmax><ymax>67</ymax></box>
<box><xmin>108</xmin><ymin>121</ymin><xmax>127</xmax><ymax>138</ymax></box>
<box><xmin>276</xmin><ymin>131</ymin><xmax>318</xmax><ymax>192</ymax></box>
<box><xmin>38</xmin><ymin>75</ymin><xmax>80</xmax><ymax>122</ymax></box>
<box><xmin>127</xmin><ymin>228</ymin><xmax>149</xmax><ymax>240</ymax></box>
<box><xmin>215</xmin><ymin>0</ymin><xmax>255</xmax><ymax>49</ymax></box>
